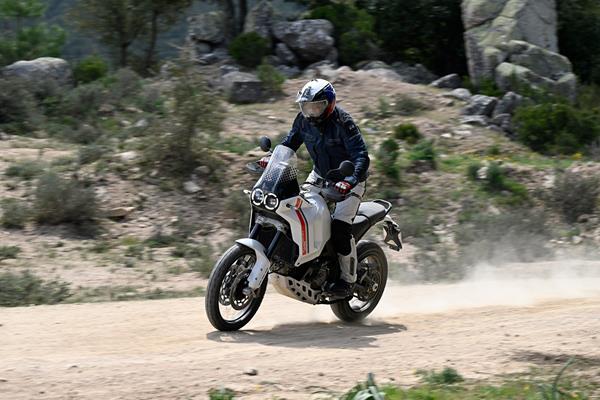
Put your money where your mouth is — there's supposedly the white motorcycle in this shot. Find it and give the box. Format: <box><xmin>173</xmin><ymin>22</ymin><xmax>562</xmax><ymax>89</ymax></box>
<box><xmin>205</xmin><ymin>137</ymin><xmax>402</xmax><ymax>331</ymax></box>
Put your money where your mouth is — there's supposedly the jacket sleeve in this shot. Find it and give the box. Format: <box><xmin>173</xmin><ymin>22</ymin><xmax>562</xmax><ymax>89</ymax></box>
<box><xmin>340</xmin><ymin>114</ymin><xmax>370</xmax><ymax>185</ymax></box>
<box><xmin>281</xmin><ymin>112</ymin><xmax>304</xmax><ymax>152</ymax></box>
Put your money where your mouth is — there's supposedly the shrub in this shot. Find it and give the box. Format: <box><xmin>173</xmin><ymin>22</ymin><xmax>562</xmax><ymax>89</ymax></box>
<box><xmin>225</xmin><ymin>190</ymin><xmax>250</xmax><ymax>234</ymax></box>
<box><xmin>208</xmin><ymin>388</ymin><xmax>235</xmax><ymax>400</ymax></box>
<box><xmin>417</xmin><ymin>367</ymin><xmax>464</xmax><ymax>385</ymax></box>
<box><xmin>409</xmin><ymin>140</ymin><xmax>437</xmax><ymax>167</ymax></box>
<box><xmin>393</xmin><ymin>123</ymin><xmax>422</xmax><ymax>144</ymax></box>
<box><xmin>60</xmin><ymin>83</ymin><xmax>105</xmax><ymax>118</ymax></box>
<box><xmin>514</xmin><ymin>102</ymin><xmax>600</xmax><ymax>155</ymax></box>
<box><xmin>62</xmin><ymin>124</ymin><xmax>104</xmax><ymax>145</ymax></box>
<box><xmin>142</xmin><ymin>68</ymin><xmax>224</xmax><ymax>177</ymax></box>
<box><xmin>256</xmin><ymin>61</ymin><xmax>285</xmax><ymax>96</ymax></box>
<box><xmin>33</xmin><ymin>172</ymin><xmax>98</xmax><ymax>225</ymax></box>
<box><xmin>395</xmin><ymin>93</ymin><xmax>429</xmax><ymax>116</ymax></box>
<box><xmin>188</xmin><ymin>243</ymin><xmax>214</xmax><ymax>278</ymax></box>
<box><xmin>106</xmin><ymin>68</ymin><xmax>142</xmax><ymax>106</ymax></box>
<box><xmin>377</xmin><ymin>138</ymin><xmax>400</xmax><ymax>181</ymax></box>
<box><xmin>0</xmin><ymin>245</ymin><xmax>21</xmax><ymax>260</ymax></box>
<box><xmin>550</xmin><ymin>171</ymin><xmax>600</xmax><ymax>223</ymax></box>
<box><xmin>5</xmin><ymin>160</ymin><xmax>45</xmax><ymax>180</ymax></box>
<box><xmin>78</xmin><ymin>144</ymin><xmax>106</xmax><ymax>164</ymax></box>
<box><xmin>466</xmin><ymin>162</ymin><xmax>482</xmax><ymax>181</ymax></box>
<box><xmin>0</xmin><ymin>78</ymin><xmax>41</xmax><ymax>134</ymax></box>
<box><xmin>0</xmin><ymin>270</ymin><xmax>71</xmax><ymax>307</ymax></box>
<box><xmin>1</xmin><ymin>198</ymin><xmax>30</xmax><ymax>229</ymax></box>
<box><xmin>228</xmin><ymin>32</ymin><xmax>270</xmax><ymax>68</ymax></box>
<box><xmin>376</xmin><ymin>97</ymin><xmax>392</xmax><ymax>118</ymax></box>
<box><xmin>73</xmin><ymin>55</ymin><xmax>109</xmax><ymax>84</ymax></box>
<box><xmin>339</xmin><ymin>29</ymin><xmax>378</xmax><ymax>67</ymax></box>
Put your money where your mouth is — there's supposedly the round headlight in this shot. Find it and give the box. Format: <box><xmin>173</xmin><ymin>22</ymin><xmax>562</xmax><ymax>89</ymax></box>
<box><xmin>251</xmin><ymin>188</ymin><xmax>264</xmax><ymax>206</ymax></box>
<box><xmin>264</xmin><ymin>193</ymin><xmax>279</xmax><ymax>211</ymax></box>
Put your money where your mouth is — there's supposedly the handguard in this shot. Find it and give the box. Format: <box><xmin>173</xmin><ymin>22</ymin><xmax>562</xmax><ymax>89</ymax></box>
<box><xmin>382</xmin><ymin>216</ymin><xmax>402</xmax><ymax>251</ymax></box>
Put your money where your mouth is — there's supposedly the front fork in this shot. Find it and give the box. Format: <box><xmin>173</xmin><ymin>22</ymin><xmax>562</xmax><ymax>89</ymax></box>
<box><xmin>237</xmin><ymin>222</ymin><xmax>282</xmax><ymax>296</ymax></box>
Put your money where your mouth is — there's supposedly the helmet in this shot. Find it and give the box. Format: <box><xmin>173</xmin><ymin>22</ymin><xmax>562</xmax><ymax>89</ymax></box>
<box><xmin>295</xmin><ymin>79</ymin><xmax>336</xmax><ymax>124</ymax></box>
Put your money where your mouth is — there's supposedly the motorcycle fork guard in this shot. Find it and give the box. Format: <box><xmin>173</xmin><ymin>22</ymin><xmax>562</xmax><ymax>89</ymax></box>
<box><xmin>236</xmin><ymin>238</ymin><xmax>270</xmax><ymax>291</ymax></box>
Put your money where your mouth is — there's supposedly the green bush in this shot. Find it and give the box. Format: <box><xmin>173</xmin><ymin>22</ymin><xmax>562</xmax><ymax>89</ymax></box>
<box><xmin>409</xmin><ymin>140</ymin><xmax>437</xmax><ymax>167</ymax></box>
<box><xmin>307</xmin><ymin>2</ymin><xmax>378</xmax><ymax>66</ymax></box>
<box><xmin>377</xmin><ymin>138</ymin><xmax>400</xmax><ymax>181</ymax></box>
<box><xmin>62</xmin><ymin>123</ymin><xmax>104</xmax><ymax>145</ymax></box>
<box><xmin>466</xmin><ymin>162</ymin><xmax>482</xmax><ymax>181</ymax></box>
<box><xmin>393</xmin><ymin>123</ymin><xmax>422</xmax><ymax>144</ymax></box>
<box><xmin>1</xmin><ymin>198</ymin><xmax>30</xmax><ymax>229</ymax></box>
<box><xmin>5</xmin><ymin>160</ymin><xmax>45</xmax><ymax>180</ymax></box>
<box><xmin>417</xmin><ymin>367</ymin><xmax>464</xmax><ymax>385</ymax></box>
<box><xmin>550</xmin><ymin>171</ymin><xmax>600</xmax><ymax>223</ymax></box>
<box><xmin>0</xmin><ymin>78</ymin><xmax>41</xmax><ymax>134</ymax></box>
<box><xmin>0</xmin><ymin>245</ymin><xmax>21</xmax><ymax>260</ymax></box>
<box><xmin>73</xmin><ymin>55</ymin><xmax>109</xmax><ymax>84</ymax></box>
<box><xmin>208</xmin><ymin>388</ymin><xmax>235</xmax><ymax>400</ymax></box>
<box><xmin>514</xmin><ymin>102</ymin><xmax>600</xmax><ymax>155</ymax></box>
<box><xmin>60</xmin><ymin>83</ymin><xmax>105</xmax><ymax>118</ymax></box>
<box><xmin>78</xmin><ymin>144</ymin><xmax>106</xmax><ymax>164</ymax></box>
<box><xmin>0</xmin><ymin>270</ymin><xmax>71</xmax><ymax>307</ymax></box>
<box><xmin>228</xmin><ymin>32</ymin><xmax>270</xmax><ymax>68</ymax></box>
<box><xmin>395</xmin><ymin>93</ymin><xmax>429</xmax><ymax>116</ymax></box>
<box><xmin>477</xmin><ymin>162</ymin><xmax>529</xmax><ymax>203</ymax></box>
<box><xmin>105</xmin><ymin>68</ymin><xmax>142</xmax><ymax>106</ymax></box>
<box><xmin>256</xmin><ymin>61</ymin><xmax>285</xmax><ymax>96</ymax></box>
<box><xmin>33</xmin><ymin>172</ymin><xmax>98</xmax><ymax>225</ymax></box>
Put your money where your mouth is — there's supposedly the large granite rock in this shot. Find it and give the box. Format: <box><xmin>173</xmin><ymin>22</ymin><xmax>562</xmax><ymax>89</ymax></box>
<box><xmin>272</xmin><ymin>19</ymin><xmax>335</xmax><ymax>64</ymax></box>
<box><xmin>391</xmin><ymin>62</ymin><xmax>438</xmax><ymax>84</ymax></box>
<box><xmin>188</xmin><ymin>11</ymin><xmax>225</xmax><ymax>45</ymax></box>
<box><xmin>2</xmin><ymin>57</ymin><xmax>73</xmax><ymax>88</ymax></box>
<box><xmin>222</xmin><ymin>71</ymin><xmax>263</xmax><ymax>104</ymax></box>
<box><xmin>462</xmin><ymin>0</ymin><xmax>576</xmax><ymax>100</ymax></box>
<box><xmin>243</xmin><ymin>0</ymin><xmax>274</xmax><ymax>40</ymax></box>
<box><xmin>275</xmin><ymin>43</ymin><xmax>299</xmax><ymax>66</ymax></box>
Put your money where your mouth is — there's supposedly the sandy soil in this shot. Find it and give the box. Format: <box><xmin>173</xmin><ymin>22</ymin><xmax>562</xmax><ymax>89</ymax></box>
<box><xmin>2</xmin><ymin>266</ymin><xmax>600</xmax><ymax>400</ymax></box>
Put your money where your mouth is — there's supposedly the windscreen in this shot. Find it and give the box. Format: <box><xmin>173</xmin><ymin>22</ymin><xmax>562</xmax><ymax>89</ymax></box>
<box><xmin>254</xmin><ymin>145</ymin><xmax>300</xmax><ymax>200</ymax></box>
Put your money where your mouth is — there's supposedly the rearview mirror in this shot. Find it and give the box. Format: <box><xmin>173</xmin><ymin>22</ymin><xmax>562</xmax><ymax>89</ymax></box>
<box><xmin>339</xmin><ymin>160</ymin><xmax>355</xmax><ymax>177</ymax></box>
<box><xmin>259</xmin><ymin>136</ymin><xmax>272</xmax><ymax>152</ymax></box>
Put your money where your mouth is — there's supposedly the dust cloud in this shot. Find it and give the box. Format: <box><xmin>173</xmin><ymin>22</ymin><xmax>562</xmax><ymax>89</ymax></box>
<box><xmin>375</xmin><ymin>259</ymin><xmax>600</xmax><ymax>317</ymax></box>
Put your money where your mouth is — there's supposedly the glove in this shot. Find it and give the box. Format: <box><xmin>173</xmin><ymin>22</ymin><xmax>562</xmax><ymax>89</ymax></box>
<box><xmin>334</xmin><ymin>180</ymin><xmax>353</xmax><ymax>195</ymax></box>
<box><xmin>258</xmin><ymin>156</ymin><xmax>270</xmax><ymax>169</ymax></box>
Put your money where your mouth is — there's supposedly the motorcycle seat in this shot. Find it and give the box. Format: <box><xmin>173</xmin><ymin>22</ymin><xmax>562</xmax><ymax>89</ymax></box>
<box><xmin>352</xmin><ymin>201</ymin><xmax>389</xmax><ymax>239</ymax></box>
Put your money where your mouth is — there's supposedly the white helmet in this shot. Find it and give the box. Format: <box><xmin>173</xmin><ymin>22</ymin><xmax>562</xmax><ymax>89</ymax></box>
<box><xmin>295</xmin><ymin>79</ymin><xmax>336</xmax><ymax>123</ymax></box>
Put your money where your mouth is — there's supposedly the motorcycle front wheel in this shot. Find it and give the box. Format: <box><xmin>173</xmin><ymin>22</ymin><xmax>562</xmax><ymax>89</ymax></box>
<box><xmin>205</xmin><ymin>243</ymin><xmax>268</xmax><ymax>331</ymax></box>
<box><xmin>330</xmin><ymin>240</ymin><xmax>388</xmax><ymax>322</ymax></box>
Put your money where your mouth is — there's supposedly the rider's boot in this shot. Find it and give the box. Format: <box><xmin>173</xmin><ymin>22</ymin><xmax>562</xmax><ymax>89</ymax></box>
<box><xmin>329</xmin><ymin>238</ymin><xmax>357</xmax><ymax>297</ymax></box>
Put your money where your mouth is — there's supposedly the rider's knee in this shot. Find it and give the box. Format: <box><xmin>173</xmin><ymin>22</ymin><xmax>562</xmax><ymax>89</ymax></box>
<box><xmin>331</xmin><ymin>219</ymin><xmax>352</xmax><ymax>255</ymax></box>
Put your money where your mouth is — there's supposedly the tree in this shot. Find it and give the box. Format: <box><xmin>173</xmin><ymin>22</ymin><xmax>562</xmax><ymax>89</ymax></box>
<box><xmin>142</xmin><ymin>0</ymin><xmax>192</xmax><ymax>73</ymax></box>
<box><xmin>70</xmin><ymin>0</ymin><xmax>148</xmax><ymax>68</ymax></box>
<box><xmin>0</xmin><ymin>0</ymin><xmax>65</xmax><ymax>66</ymax></box>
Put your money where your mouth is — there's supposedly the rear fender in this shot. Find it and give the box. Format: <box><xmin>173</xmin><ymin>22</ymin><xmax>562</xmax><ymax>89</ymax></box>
<box><xmin>236</xmin><ymin>238</ymin><xmax>271</xmax><ymax>290</ymax></box>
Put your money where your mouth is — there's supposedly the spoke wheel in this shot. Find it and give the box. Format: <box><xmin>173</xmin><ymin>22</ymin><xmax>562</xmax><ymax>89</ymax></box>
<box><xmin>206</xmin><ymin>244</ymin><xmax>268</xmax><ymax>331</ymax></box>
<box><xmin>330</xmin><ymin>241</ymin><xmax>388</xmax><ymax>323</ymax></box>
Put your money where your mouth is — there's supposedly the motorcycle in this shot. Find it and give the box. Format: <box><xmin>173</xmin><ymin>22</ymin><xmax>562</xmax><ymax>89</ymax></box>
<box><xmin>205</xmin><ymin>137</ymin><xmax>403</xmax><ymax>331</ymax></box>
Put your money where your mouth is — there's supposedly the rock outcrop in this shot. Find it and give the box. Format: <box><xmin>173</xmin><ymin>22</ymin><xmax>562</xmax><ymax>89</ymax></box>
<box><xmin>272</xmin><ymin>19</ymin><xmax>335</xmax><ymax>64</ymax></box>
<box><xmin>462</xmin><ymin>0</ymin><xmax>576</xmax><ymax>100</ymax></box>
<box><xmin>2</xmin><ymin>57</ymin><xmax>73</xmax><ymax>90</ymax></box>
<box><xmin>221</xmin><ymin>71</ymin><xmax>263</xmax><ymax>104</ymax></box>
<box><xmin>243</xmin><ymin>0</ymin><xmax>274</xmax><ymax>40</ymax></box>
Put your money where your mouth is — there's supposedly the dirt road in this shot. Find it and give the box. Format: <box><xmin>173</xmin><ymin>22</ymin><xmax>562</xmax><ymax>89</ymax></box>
<box><xmin>2</xmin><ymin>275</ymin><xmax>600</xmax><ymax>400</ymax></box>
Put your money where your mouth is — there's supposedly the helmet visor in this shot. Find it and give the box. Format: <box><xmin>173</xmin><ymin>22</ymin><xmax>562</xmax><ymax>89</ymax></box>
<box><xmin>299</xmin><ymin>100</ymin><xmax>328</xmax><ymax>118</ymax></box>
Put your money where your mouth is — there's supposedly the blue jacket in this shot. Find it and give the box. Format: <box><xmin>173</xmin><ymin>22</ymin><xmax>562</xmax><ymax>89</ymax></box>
<box><xmin>281</xmin><ymin>106</ymin><xmax>370</xmax><ymax>186</ymax></box>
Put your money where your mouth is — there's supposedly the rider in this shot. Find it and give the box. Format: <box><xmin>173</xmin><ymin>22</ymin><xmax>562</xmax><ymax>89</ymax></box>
<box><xmin>259</xmin><ymin>79</ymin><xmax>370</xmax><ymax>296</ymax></box>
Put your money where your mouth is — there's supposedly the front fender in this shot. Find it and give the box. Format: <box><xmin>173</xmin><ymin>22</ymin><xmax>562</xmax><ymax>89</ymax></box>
<box><xmin>236</xmin><ymin>238</ymin><xmax>271</xmax><ymax>290</ymax></box>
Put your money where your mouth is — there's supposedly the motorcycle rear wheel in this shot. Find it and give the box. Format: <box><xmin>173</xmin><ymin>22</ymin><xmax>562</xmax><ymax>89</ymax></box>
<box><xmin>330</xmin><ymin>240</ymin><xmax>388</xmax><ymax>322</ymax></box>
<box><xmin>205</xmin><ymin>244</ymin><xmax>268</xmax><ymax>331</ymax></box>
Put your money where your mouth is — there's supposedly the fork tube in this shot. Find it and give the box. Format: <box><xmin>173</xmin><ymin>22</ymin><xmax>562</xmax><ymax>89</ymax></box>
<box><xmin>265</xmin><ymin>230</ymin><xmax>282</xmax><ymax>258</ymax></box>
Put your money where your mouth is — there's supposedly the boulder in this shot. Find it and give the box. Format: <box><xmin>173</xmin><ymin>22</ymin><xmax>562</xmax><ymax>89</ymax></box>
<box><xmin>243</xmin><ymin>0</ymin><xmax>274</xmax><ymax>40</ymax></box>
<box><xmin>491</xmin><ymin>113</ymin><xmax>514</xmax><ymax>134</ymax></box>
<box><xmin>391</xmin><ymin>62</ymin><xmax>438</xmax><ymax>84</ymax></box>
<box><xmin>2</xmin><ymin>57</ymin><xmax>73</xmax><ymax>89</ymax></box>
<box><xmin>222</xmin><ymin>71</ymin><xmax>263</xmax><ymax>104</ymax></box>
<box><xmin>272</xmin><ymin>19</ymin><xmax>335</xmax><ymax>64</ymax></box>
<box><xmin>445</xmin><ymin>88</ymin><xmax>473</xmax><ymax>101</ymax></box>
<box><xmin>188</xmin><ymin>11</ymin><xmax>225</xmax><ymax>45</ymax></box>
<box><xmin>275</xmin><ymin>43</ymin><xmax>299</xmax><ymax>66</ymax></box>
<box><xmin>430</xmin><ymin>73</ymin><xmax>462</xmax><ymax>89</ymax></box>
<box><xmin>275</xmin><ymin>65</ymin><xmax>301</xmax><ymax>78</ymax></box>
<box><xmin>462</xmin><ymin>94</ymin><xmax>498</xmax><ymax>116</ymax></box>
<box><xmin>363</xmin><ymin>68</ymin><xmax>403</xmax><ymax>81</ymax></box>
<box><xmin>460</xmin><ymin>115</ymin><xmax>490</xmax><ymax>126</ymax></box>
<box><xmin>493</xmin><ymin>91</ymin><xmax>523</xmax><ymax>116</ymax></box>
<box><xmin>183</xmin><ymin>181</ymin><xmax>201</xmax><ymax>194</ymax></box>
<box><xmin>462</xmin><ymin>0</ymin><xmax>576</xmax><ymax>100</ymax></box>
<box><xmin>358</xmin><ymin>60</ymin><xmax>391</xmax><ymax>70</ymax></box>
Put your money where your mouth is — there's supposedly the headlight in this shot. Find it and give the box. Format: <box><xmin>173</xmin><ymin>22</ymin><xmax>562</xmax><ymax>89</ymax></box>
<box><xmin>251</xmin><ymin>188</ymin><xmax>264</xmax><ymax>206</ymax></box>
<box><xmin>264</xmin><ymin>193</ymin><xmax>279</xmax><ymax>210</ymax></box>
